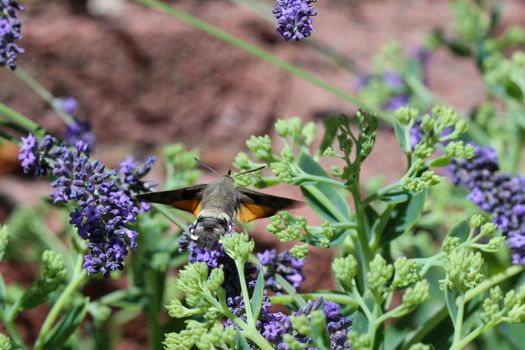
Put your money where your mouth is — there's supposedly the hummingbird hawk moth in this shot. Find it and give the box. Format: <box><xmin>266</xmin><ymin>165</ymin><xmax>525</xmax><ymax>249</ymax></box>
<box><xmin>136</xmin><ymin>162</ymin><xmax>301</xmax><ymax>248</ymax></box>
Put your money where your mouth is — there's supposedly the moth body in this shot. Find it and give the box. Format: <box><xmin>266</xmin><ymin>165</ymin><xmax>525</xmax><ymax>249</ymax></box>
<box><xmin>136</xmin><ymin>169</ymin><xmax>300</xmax><ymax>249</ymax></box>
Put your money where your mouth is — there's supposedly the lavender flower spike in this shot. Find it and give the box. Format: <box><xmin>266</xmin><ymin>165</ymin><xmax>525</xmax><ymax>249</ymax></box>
<box><xmin>273</xmin><ymin>0</ymin><xmax>317</xmax><ymax>41</ymax></box>
<box><xmin>0</xmin><ymin>0</ymin><xmax>24</xmax><ymax>70</ymax></box>
<box><xmin>257</xmin><ymin>249</ymin><xmax>305</xmax><ymax>293</ymax></box>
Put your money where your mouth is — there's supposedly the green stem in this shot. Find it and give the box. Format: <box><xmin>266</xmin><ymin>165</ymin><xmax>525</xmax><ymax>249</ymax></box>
<box><xmin>270</xmin><ymin>293</ymin><xmax>358</xmax><ymax>307</ymax></box>
<box><xmin>452</xmin><ymin>294</ymin><xmax>465</xmax><ymax>346</ymax></box>
<box><xmin>296</xmin><ymin>173</ymin><xmax>347</xmax><ymax>189</ymax></box>
<box><xmin>350</xmin><ymin>183</ymin><xmax>373</xmax><ymax>288</ymax></box>
<box><xmin>0</xmin><ymin>307</ymin><xmax>28</xmax><ymax>350</ymax></box>
<box><xmin>132</xmin><ymin>0</ymin><xmax>384</xmax><ymax>116</ymax></box>
<box><xmin>235</xmin><ymin>260</ymin><xmax>256</xmax><ymax>328</ymax></box>
<box><xmin>465</xmin><ymin>265</ymin><xmax>524</xmax><ymax>302</ymax></box>
<box><xmin>452</xmin><ymin>324</ymin><xmax>487</xmax><ymax>350</ymax></box>
<box><xmin>275</xmin><ymin>274</ymin><xmax>306</xmax><ymax>307</ymax></box>
<box><xmin>152</xmin><ymin>204</ymin><xmax>188</xmax><ymax>230</ymax></box>
<box><xmin>204</xmin><ymin>292</ymin><xmax>274</xmax><ymax>350</ymax></box>
<box><xmin>402</xmin><ymin>265</ymin><xmax>524</xmax><ymax>349</ymax></box>
<box><xmin>12</xmin><ymin>68</ymin><xmax>75</xmax><ymax>125</ymax></box>
<box><xmin>0</xmin><ymin>102</ymin><xmax>42</xmax><ymax>135</ymax></box>
<box><xmin>144</xmin><ymin>272</ymin><xmax>163</xmax><ymax>350</ymax></box>
<box><xmin>33</xmin><ymin>257</ymin><xmax>87</xmax><ymax>350</ymax></box>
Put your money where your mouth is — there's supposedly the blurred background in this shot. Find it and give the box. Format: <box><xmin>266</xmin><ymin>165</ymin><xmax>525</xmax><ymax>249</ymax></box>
<box><xmin>0</xmin><ymin>0</ymin><xmax>524</xmax><ymax>348</ymax></box>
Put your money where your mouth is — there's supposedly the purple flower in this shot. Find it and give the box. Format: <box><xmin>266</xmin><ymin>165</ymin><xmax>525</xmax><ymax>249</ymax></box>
<box><xmin>64</xmin><ymin>120</ymin><xmax>96</xmax><ymax>152</ymax></box>
<box><xmin>0</xmin><ymin>0</ymin><xmax>24</xmax><ymax>70</ymax></box>
<box><xmin>57</xmin><ymin>96</ymin><xmax>79</xmax><ymax>115</ymax></box>
<box><xmin>272</xmin><ymin>0</ymin><xmax>317</xmax><ymax>41</ymax></box>
<box><xmin>449</xmin><ymin>144</ymin><xmax>525</xmax><ymax>266</ymax></box>
<box><xmin>18</xmin><ymin>134</ymin><xmax>56</xmax><ymax>176</ymax></box>
<box><xmin>257</xmin><ymin>249</ymin><xmax>305</xmax><ymax>293</ymax></box>
<box><xmin>18</xmin><ymin>134</ymin><xmax>156</xmax><ymax>276</ymax></box>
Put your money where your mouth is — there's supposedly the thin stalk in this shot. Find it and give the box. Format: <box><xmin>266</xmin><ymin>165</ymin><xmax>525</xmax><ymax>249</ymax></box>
<box><xmin>152</xmin><ymin>203</ymin><xmax>188</xmax><ymax>230</ymax></box>
<box><xmin>12</xmin><ymin>68</ymin><xmax>75</xmax><ymax>125</ymax></box>
<box><xmin>402</xmin><ymin>265</ymin><xmax>524</xmax><ymax>349</ymax></box>
<box><xmin>0</xmin><ymin>102</ymin><xmax>41</xmax><ymax>135</ymax></box>
<box><xmin>235</xmin><ymin>260</ymin><xmax>255</xmax><ymax>328</ymax></box>
<box><xmin>452</xmin><ymin>324</ymin><xmax>486</xmax><ymax>350</ymax></box>
<box><xmin>33</xmin><ymin>257</ymin><xmax>87</xmax><ymax>350</ymax></box>
<box><xmin>0</xmin><ymin>307</ymin><xmax>27</xmax><ymax>350</ymax></box>
<box><xmin>228</xmin><ymin>0</ymin><xmax>362</xmax><ymax>75</ymax></box>
<box><xmin>132</xmin><ymin>0</ymin><xmax>385</xmax><ymax>117</ymax></box>
<box><xmin>296</xmin><ymin>173</ymin><xmax>347</xmax><ymax>189</ymax></box>
<box><xmin>452</xmin><ymin>294</ymin><xmax>465</xmax><ymax>346</ymax></box>
<box><xmin>275</xmin><ymin>274</ymin><xmax>306</xmax><ymax>307</ymax></box>
<box><xmin>270</xmin><ymin>293</ymin><xmax>358</xmax><ymax>307</ymax></box>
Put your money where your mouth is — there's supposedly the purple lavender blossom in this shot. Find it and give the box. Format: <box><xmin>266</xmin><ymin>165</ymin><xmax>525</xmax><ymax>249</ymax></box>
<box><xmin>323</xmin><ymin>301</ymin><xmax>353</xmax><ymax>349</ymax></box>
<box><xmin>18</xmin><ymin>134</ymin><xmax>56</xmax><ymax>176</ymax></box>
<box><xmin>57</xmin><ymin>96</ymin><xmax>79</xmax><ymax>115</ymax></box>
<box><xmin>18</xmin><ymin>134</ymin><xmax>156</xmax><ymax>276</ymax></box>
<box><xmin>0</xmin><ymin>0</ymin><xmax>24</xmax><ymax>70</ymax></box>
<box><xmin>64</xmin><ymin>121</ymin><xmax>96</xmax><ymax>152</ymax></box>
<box><xmin>449</xmin><ymin>145</ymin><xmax>525</xmax><ymax>265</ymax></box>
<box><xmin>272</xmin><ymin>0</ymin><xmax>317</xmax><ymax>41</ymax></box>
<box><xmin>257</xmin><ymin>249</ymin><xmax>304</xmax><ymax>293</ymax></box>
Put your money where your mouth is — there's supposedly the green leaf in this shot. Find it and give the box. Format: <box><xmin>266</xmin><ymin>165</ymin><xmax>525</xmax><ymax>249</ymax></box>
<box><xmin>43</xmin><ymin>300</ymin><xmax>88</xmax><ymax>350</ymax></box>
<box><xmin>429</xmin><ymin>156</ymin><xmax>450</xmax><ymax>167</ymax></box>
<box><xmin>393</xmin><ymin>119</ymin><xmax>410</xmax><ymax>154</ymax></box>
<box><xmin>444</xmin><ymin>290</ymin><xmax>458</xmax><ymax>328</ymax></box>
<box><xmin>19</xmin><ymin>285</ymin><xmax>51</xmax><ymax>311</ymax></box>
<box><xmin>234</xmin><ymin>331</ymin><xmax>250</xmax><ymax>350</ymax></box>
<box><xmin>381</xmin><ymin>190</ymin><xmax>426</xmax><ymax>245</ymax></box>
<box><xmin>319</xmin><ymin>115</ymin><xmax>343</xmax><ymax>153</ymax></box>
<box><xmin>447</xmin><ymin>220</ymin><xmax>469</xmax><ymax>242</ymax></box>
<box><xmin>298</xmin><ymin>152</ymin><xmax>350</xmax><ymax>223</ymax></box>
<box><xmin>250</xmin><ymin>270</ymin><xmax>265</xmax><ymax>321</ymax></box>
<box><xmin>380</xmin><ymin>191</ymin><xmax>410</xmax><ymax>203</ymax></box>
<box><xmin>504</xmin><ymin>80</ymin><xmax>524</xmax><ymax>102</ymax></box>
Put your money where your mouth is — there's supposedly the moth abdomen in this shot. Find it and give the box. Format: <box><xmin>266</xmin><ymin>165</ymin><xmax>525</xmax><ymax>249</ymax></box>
<box><xmin>192</xmin><ymin>215</ymin><xmax>231</xmax><ymax>248</ymax></box>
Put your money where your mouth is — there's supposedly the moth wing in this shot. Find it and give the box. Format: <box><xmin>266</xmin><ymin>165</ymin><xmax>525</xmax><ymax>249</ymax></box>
<box><xmin>237</xmin><ymin>187</ymin><xmax>302</xmax><ymax>223</ymax></box>
<box><xmin>135</xmin><ymin>184</ymin><xmax>206</xmax><ymax>216</ymax></box>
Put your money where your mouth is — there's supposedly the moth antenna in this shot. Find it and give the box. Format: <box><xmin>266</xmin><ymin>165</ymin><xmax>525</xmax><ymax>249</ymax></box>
<box><xmin>234</xmin><ymin>165</ymin><xmax>266</xmax><ymax>177</ymax></box>
<box><xmin>194</xmin><ymin>158</ymin><xmax>221</xmax><ymax>176</ymax></box>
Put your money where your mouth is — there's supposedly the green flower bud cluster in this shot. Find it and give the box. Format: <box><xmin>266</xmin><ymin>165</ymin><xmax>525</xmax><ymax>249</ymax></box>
<box><xmin>0</xmin><ymin>225</ymin><xmax>10</xmax><ymax>261</ymax></box>
<box><xmin>195</xmin><ymin>322</ymin><xmax>235</xmax><ymax>350</ymax></box>
<box><xmin>396</xmin><ymin>107</ymin><xmax>419</xmax><ymax>125</ymax></box>
<box><xmin>332</xmin><ymin>255</ymin><xmax>358</xmax><ymax>291</ymax></box>
<box><xmin>221</xmin><ymin>232</ymin><xmax>254</xmax><ymax>262</ymax></box>
<box><xmin>246</xmin><ymin>135</ymin><xmax>274</xmax><ymax>162</ymax></box>
<box><xmin>275</xmin><ymin>117</ymin><xmax>317</xmax><ymax>147</ymax></box>
<box><xmin>289</xmin><ymin>244</ymin><xmax>309</xmax><ymax>259</ymax></box>
<box><xmin>403</xmin><ymin>170</ymin><xmax>441</xmax><ymax>193</ymax></box>
<box><xmin>175</xmin><ymin>262</ymin><xmax>212</xmax><ymax>307</ymax></box>
<box><xmin>367</xmin><ymin>255</ymin><xmax>394</xmax><ymax>295</ymax></box>
<box><xmin>482</xmin><ymin>286</ymin><xmax>525</xmax><ymax>326</ymax></box>
<box><xmin>163</xmin><ymin>143</ymin><xmax>202</xmax><ymax>187</ymax></box>
<box><xmin>450</xmin><ymin>0</ymin><xmax>488</xmax><ymax>43</ymax></box>
<box><xmin>283</xmin><ymin>334</ymin><xmax>310</xmax><ymax>350</ymax></box>
<box><xmin>440</xmin><ymin>248</ymin><xmax>484</xmax><ymax>293</ymax></box>
<box><xmin>391</xmin><ymin>257</ymin><xmax>420</xmax><ymax>289</ymax></box>
<box><xmin>402</xmin><ymin>280</ymin><xmax>430</xmax><ymax>307</ymax></box>
<box><xmin>164</xmin><ymin>321</ymin><xmax>211</xmax><ymax>350</ymax></box>
<box><xmin>445</xmin><ymin>141</ymin><xmax>475</xmax><ymax>159</ymax></box>
<box><xmin>484</xmin><ymin>52</ymin><xmax>525</xmax><ymax>102</ymax></box>
<box><xmin>290</xmin><ymin>314</ymin><xmax>311</xmax><ymax>336</ymax></box>
<box><xmin>89</xmin><ymin>302</ymin><xmax>112</xmax><ymax>328</ymax></box>
<box><xmin>270</xmin><ymin>159</ymin><xmax>294</xmax><ymax>184</ymax></box>
<box><xmin>267</xmin><ymin>211</ymin><xmax>307</xmax><ymax>242</ymax></box>
<box><xmin>233</xmin><ymin>151</ymin><xmax>261</xmax><ymax>187</ymax></box>
<box><xmin>347</xmin><ymin>332</ymin><xmax>371</xmax><ymax>350</ymax></box>
<box><xmin>0</xmin><ymin>333</ymin><xmax>11</xmax><ymax>350</ymax></box>
<box><xmin>37</xmin><ymin>250</ymin><xmax>68</xmax><ymax>293</ymax></box>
